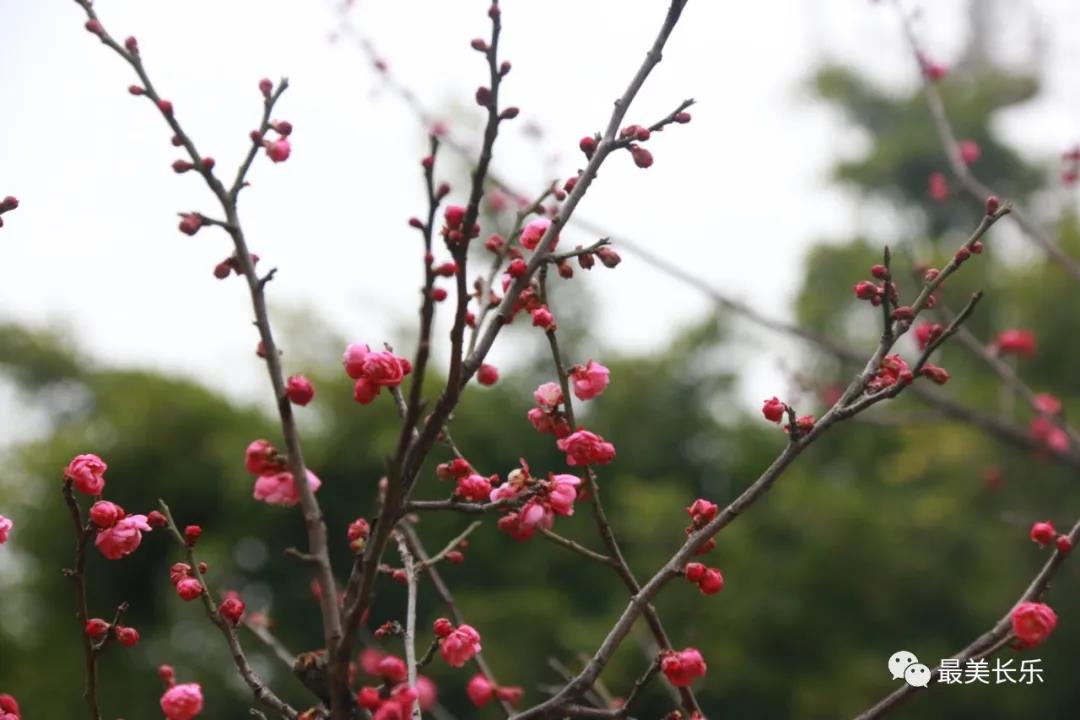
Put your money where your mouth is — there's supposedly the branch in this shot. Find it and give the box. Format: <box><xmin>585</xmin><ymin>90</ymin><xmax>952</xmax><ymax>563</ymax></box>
<box><xmin>62</xmin><ymin>479</ymin><xmax>103</xmax><ymax>720</ymax></box>
<box><xmin>394</xmin><ymin>533</ymin><xmax>422</xmax><ymax>720</ymax></box>
<box><xmin>515</xmin><ymin>211</ymin><xmax>1004</xmax><ymax>719</ymax></box>
<box><xmin>855</xmin><ymin>516</ymin><xmax>1080</xmax><ymax>718</ymax></box>
<box><xmin>159</xmin><ymin>501</ymin><xmax>298</xmax><ymax>720</ymax></box>
<box><xmin>891</xmin><ymin>0</ymin><xmax>1080</xmax><ymax>283</ymax></box>
<box><xmin>70</xmin><ymin>2</ymin><xmax>344</xmax><ymax>710</ymax></box>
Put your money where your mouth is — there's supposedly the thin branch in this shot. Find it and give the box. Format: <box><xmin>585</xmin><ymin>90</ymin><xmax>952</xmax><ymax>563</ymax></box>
<box><xmin>402</xmin><ymin>524</ymin><xmax>516</xmax><ymax>718</ymax></box>
<box><xmin>891</xmin><ymin>0</ymin><xmax>1080</xmax><ymax>283</ymax></box>
<box><xmin>159</xmin><ymin>501</ymin><xmax>298</xmax><ymax>720</ymax></box>
<box><xmin>419</xmin><ymin>521</ymin><xmax>481</xmax><ymax>569</ymax></box>
<box><xmin>394</xmin><ymin>533</ymin><xmax>422</xmax><ymax>720</ymax></box>
<box><xmin>62</xmin><ymin>479</ymin><xmax>103</xmax><ymax>720</ymax></box>
<box><xmin>515</xmin><ymin>212</ymin><xmax>1004</xmax><ymax>719</ymax></box>
<box><xmin>71</xmin><ymin>3</ymin><xmax>343</xmax><ymax>712</ymax></box>
<box><xmin>855</xmin><ymin>516</ymin><xmax>1080</xmax><ymax>719</ymax></box>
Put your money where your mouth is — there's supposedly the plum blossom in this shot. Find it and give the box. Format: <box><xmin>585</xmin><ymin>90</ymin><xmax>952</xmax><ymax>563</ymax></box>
<box><xmin>95</xmin><ymin>514</ymin><xmax>152</xmax><ymax>560</ymax></box>
<box><xmin>557</xmin><ymin>429</ymin><xmax>615</xmax><ymax>466</ymax></box>
<box><xmin>661</xmin><ymin>648</ymin><xmax>707</xmax><ymax>687</ymax></box>
<box><xmin>253</xmin><ymin>469</ymin><xmax>322</xmax><ymax>506</ymax></box>
<box><xmin>160</xmin><ymin>682</ymin><xmax>203</xmax><ymax>720</ymax></box>
<box><xmin>0</xmin><ymin>515</ymin><xmax>11</xmax><ymax>545</ymax></box>
<box><xmin>65</xmin><ymin>453</ymin><xmax>108</xmax><ymax>495</ymax></box>
<box><xmin>440</xmin><ymin>624</ymin><xmax>482</xmax><ymax>667</ymax></box>
<box><xmin>570</xmin><ymin>361</ymin><xmax>610</xmax><ymax>400</ymax></box>
<box><xmin>1011</xmin><ymin>601</ymin><xmax>1057</xmax><ymax>648</ymax></box>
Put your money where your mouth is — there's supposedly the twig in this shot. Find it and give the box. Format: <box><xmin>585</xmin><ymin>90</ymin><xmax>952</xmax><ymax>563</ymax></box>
<box><xmin>70</xmin><ymin>3</ymin><xmax>343</xmax><ymax>712</ymax></box>
<box><xmin>158</xmin><ymin>501</ymin><xmax>298</xmax><ymax>719</ymax></box>
<box><xmin>419</xmin><ymin>521</ymin><xmax>481</xmax><ymax>569</ymax></box>
<box><xmin>62</xmin><ymin>479</ymin><xmax>103</xmax><ymax>720</ymax></box>
<box><xmin>891</xmin><ymin>0</ymin><xmax>1080</xmax><ymax>283</ymax></box>
<box><xmin>855</xmin><ymin>516</ymin><xmax>1080</xmax><ymax>718</ymax></box>
<box><xmin>402</xmin><ymin>524</ymin><xmax>516</xmax><ymax>718</ymax></box>
<box><xmin>394</xmin><ymin>533</ymin><xmax>422</xmax><ymax>720</ymax></box>
<box><xmin>538</xmin><ymin>528</ymin><xmax>616</xmax><ymax>567</ymax></box>
<box><xmin>514</xmin><ymin>212</ymin><xmax>1002</xmax><ymax>719</ymax></box>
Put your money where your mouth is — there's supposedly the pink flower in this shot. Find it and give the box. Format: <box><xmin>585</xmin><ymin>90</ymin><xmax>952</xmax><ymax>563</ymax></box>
<box><xmin>913</xmin><ymin>322</ymin><xmax>943</xmax><ymax>351</ymax></box>
<box><xmin>1030</xmin><ymin>417</ymin><xmax>1069</xmax><ymax>454</ymax></box>
<box><xmin>530</xmin><ymin>306</ymin><xmax>554</xmax><ymax>329</ymax></box>
<box><xmin>160</xmin><ymin>682</ymin><xmax>203</xmax><ymax>720</ymax></box>
<box><xmin>415</xmin><ymin>675</ymin><xmax>437</xmax><ymax>711</ymax></box>
<box><xmin>1030</xmin><ymin>521</ymin><xmax>1056</xmax><ymax>547</ymax></box>
<box><xmin>95</xmin><ymin>514</ymin><xmax>151</xmax><ymax>560</ymax></box>
<box><xmin>455</xmin><ymin>473</ymin><xmax>493</xmax><ymax>502</ymax></box>
<box><xmin>244</xmin><ymin>439</ymin><xmax>280</xmax><ymax>475</ymax></box>
<box><xmin>994</xmin><ymin>329</ymin><xmax>1037</xmax><ymax>358</ymax></box>
<box><xmin>927</xmin><ymin>171</ymin><xmax>950</xmax><ymax>202</ymax></box>
<box><xmin>570</xmin><ymin>361</ymin><xmax>610</xmax><ymax>400</ymax></box>
<box><xmin>285</xmin><ymin>374</ymin><xmax>315</xmax><ymax>406</ymax></box>
<box><xmin>265</xmin><ymin>138</ymin><xmax>291</xmax><ymax>163</ymax></box>
<box><xmin>661</xmin><ymin>648</ymin><xmax>707</xmax><ymax>687</ymax></box>
<box><xmin>1011</xmin><ymin>601</ymin><xmax>1057</xmax><ymax>648</ymax></box>
<box><xmin>65</xmin><ymin>453</ymin><xmax>108</xmax><ymax>495</ymax></box>
<box><xmin>477</xmin><ymin>363</ymin><xmax>499</xmax><ymax>386</ymax></box>
<box><xmin>1032</xmin><ymin>394</ymin><xmax>1062</xmax><ymax>416</ymax></box>
<box><xmin>362</xmin><ymin>351</ymin><xmax>409</xmax><ymax>387</ymax></box>
<box><xmin>533</xmin><ymin>382</ymin><xmax>563</xmax><ymax>409</ymax></box>
<box><xmin>0</xmin><ymin>694</ymin><xmax>19</xmax><ymax>718</ymax></box>
<box><xmin>0</xmin><ymin>515</ymin><xmax>11</xmax><ymax>545</ymax></box>
<box><xmin>547</xmin><ymin>474</ymin><xmax>581</xmax><ymax>516</ymax></box>
<box><xmin>343</xmin><ymin>343</ymin><xmax>372</xmax><ymax>379</ymax></box>
<box><xmin>489</xmin><ymin>482</ymin><xmax>519</xmax><ymax>504</ymax></box>
<box><xmin>467</xmin><ymin>674</ymin><xmax>494</xmax><ymax>707</ymax></box>
<box><xmin>89</xmin><ymin>500</ymin><xmax>124</xmax><ymax>529</ymax></box>
<box><xmin>175</xmin><ymin>577</ymin><xmax>203</xmax><ymax>601</ymax></box>
<box><xmin>440</xmin><ymin>624</ymin><xmax>482</xmax><ymax>667</ymax></box>
<box><xmin>519</xmin><ymin>500</ymin><xmax>552</xmax><ymax>530</ymax></box>
<box><xmin>219</xmin><ymin>592</ymin><xmax>245</xmax><ymax>625</ymax></box>
<box><xmin>761</xmin><ymin>397</ymin><xmax>785</xmax><ymax>423</ymax></box>
<box><xmin>253</xmin><ymin>469</ymin><xmax>322</xmax><ymax>506</ymax></box>
<box><xmin>958</xmin><ymin>139</ymin><xmax>981</xmax><ymax>165</ymax></box>
<box><xmin>377</xmin><ymin>654</ymin><xmax>408</xmax><ymax>683</ymax></box>
<box><xmin>519</xmin><ymin>218</ymin><xmax>551</xmax><ymax>250</ymax></box>
<box><xmin>354</xmin><ymin>378</ymin><xmax>380</xmax><ymax>404</ymax></box>
<box><xmin>557</xmin><ymin>430</ymin><xmax>615</xmax><ymax>467</ymax></box>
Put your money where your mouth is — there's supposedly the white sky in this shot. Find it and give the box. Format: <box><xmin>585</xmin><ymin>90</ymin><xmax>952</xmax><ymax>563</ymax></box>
<box><xmin>1</xmin><ymin>0</ymin><xmax>1078</xmax><ymax>410</ymax></box>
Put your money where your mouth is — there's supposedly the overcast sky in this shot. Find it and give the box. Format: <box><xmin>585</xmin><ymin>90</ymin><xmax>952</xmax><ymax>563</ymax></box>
<box><xmin>1</xmin><ymin>0</ymin><xmax>1078</xmax><ymax>410</ymax></box>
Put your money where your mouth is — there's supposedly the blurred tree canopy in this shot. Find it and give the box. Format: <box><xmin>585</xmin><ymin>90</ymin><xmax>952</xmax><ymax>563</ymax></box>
<box><xmin>2</xmin><ymin>17</ymin><xmax>1080</xmax><ymax>720</ymax></box>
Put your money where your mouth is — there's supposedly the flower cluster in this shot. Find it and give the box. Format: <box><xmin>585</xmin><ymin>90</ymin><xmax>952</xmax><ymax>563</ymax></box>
<box><xmin>159</xmin><ymin>665</ymin><xmax>203</xmax><ymax>720</ymax></box>
<box><xmin>344</xmin><ymin>344</ymin><xmax>413</xmax><ymax>405</ymax></box>
<box><xmin>169</xmin><ymin>563</ymin><xmax>204</xmax><ymax>602</ymax></box>
<box><xmin>355</xmin><ymin>650</ymin><xmax>437</xmax><ymax>719</ymax></box>
<box><xmin>527</xmin><ymin>382</ymin><xmax>571</xmax><ymax>438</ymax></box>
<box><xmin>867</xmin><ymin>355</ymin><xmax>914</xmax><ymax>392</ymax></box>
<box><xmin>467</xmin><ymin>674</ymin><xmax>523</xmax><ymax>708</ymax></box>
<box><xmin>557</xmin><ymin>430</ymin><xmax>615</xmax><ymax>467</ymax></box>
<box><xmin>0</xmin><ymin>694</ymin><xmax>19</xmax><ymax>720</ymax></box>
<box><xmin>1029</xmin><ymin>393</ymin><xmax>1069</xmax><ymax>455</ymax></box>
<box><xmin>245</xmin><ymin>439</ymin><xmax>322</xmax><ymax>506</ymax></box>
<box><xmin>491</xmin><ymin>464</ymin><xmax>582</xmax><ymax>542</ymax></box>
<box><xmin>660</xmin><ymin>648</ymin><xmax>708</xmax><ymax>687</ymax></box>
<box><xmin>1029</xmin><ymin>520</ymin><xmax>1072</xmax><ymax>553</ymax></box>
<box><xmin>434</xmin><ymin>619</ymin><xmax>483</xmax><ymax>667</ymax></box>
<box><xmin>1010</xmin><ymin>602</ymin><xmax>1057</xmax><ymax>649</ymax></box>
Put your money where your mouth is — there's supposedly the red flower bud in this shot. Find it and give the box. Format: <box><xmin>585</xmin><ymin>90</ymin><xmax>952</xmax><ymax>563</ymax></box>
<box><xmin>115</xmin><ymin>625</ymin><xmax>140</xmax><ymax>647</ymax></box>
<box><xmin>184</xmin><ymin>525</ymin><xmax>202</xmax><ymax>547</ymax></box>
<box><xmin>579</xmin><ymin>136</ymin><xmax>597</xmax><ymax>158</ymax></box>
<box><xmin>86</xmin><ymin>618</ymin><xmax>110</xmax><ymax>640</ymax></box>
<box><xmin>433</xmin><ymin>618</ymin><xmax>454</xmax><ymax>638</ymax></box>
<box><xmin>684</xmin><ymin>562</ymin><xmax>706</xmax><ymax>582</ymax></box>
<box><xmin>1030</xmin><ymin>521</ymin><xmax>1056</xmax><ymax>547</ymax></box>
<box><xmin>985</xmin><ymin>195</ymin><xmax>1000</xmax><ymax>216</ymax></box>
<box><xmin>477</xmin><ymin>364</ymin><xmax>499</xmax><ymax>386</ymax></box>
<box><xmin>258</xmin><ymin>78</ymin><xmax>273</xmax><ymax>97</ymax></box>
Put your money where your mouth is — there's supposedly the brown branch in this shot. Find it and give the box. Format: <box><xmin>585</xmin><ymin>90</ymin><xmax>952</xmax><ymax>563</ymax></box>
<box><xmin>62</xmin><ymin>479</ymin><xmax>103</xmax><ymax>720</ymax></box>
<box><xmin>419</xmin><ymin>521</ymin><xmax>481</xmax><ymax>569</ymax></box>
<box><xmin>402</xmin><ymin>524</ymin><xmax>516</xmax><ymax>718</ymax></box>
<box><xmin>538</xmin><ymin>270</ymin><xmax>699</xmax><ymax>716</ymax></box>
<box><xmin>514</xmin><ymin>211</ymin><xmax>1003</xmax><ymax>719</ymax></box>
<box><xmin>538</xmin><ymin>528</ymin><xmax>617</xmax><ymax>567</ymax></box>
<box><xmin>159</xmin><ymin>501</ymin><xmax>298</xmax><ymax>720</ymax></box>
<box><xmin>70</xmin><ymin>3</ymin><xmax>344</xmax><ymax>711</ymax></box>
<box><xmin>891</xmin><ymin>0</ymin><xmax>1080</xmax><ymax>283</ymax></box>
<box><xmin>854</xmin><ymin>516</ymin><xmax>1080</xmax><ymax>719</ymax></box>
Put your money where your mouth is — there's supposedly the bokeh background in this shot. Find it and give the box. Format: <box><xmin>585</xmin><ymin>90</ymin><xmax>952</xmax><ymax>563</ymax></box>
<box><xmin>1</xmin><ymin>0</ymin><xmax>1079</xmax><ymax>717</ymax></box>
